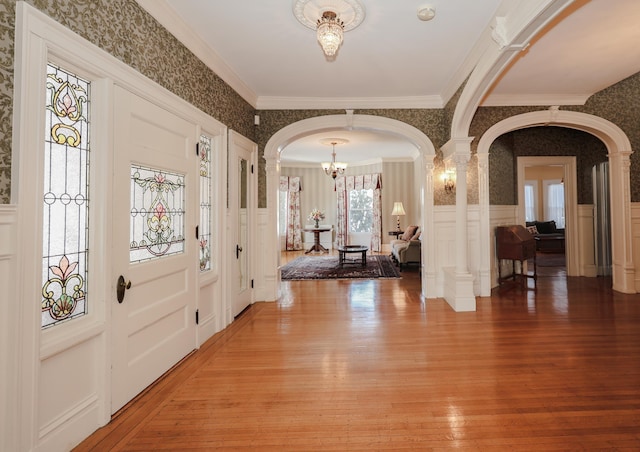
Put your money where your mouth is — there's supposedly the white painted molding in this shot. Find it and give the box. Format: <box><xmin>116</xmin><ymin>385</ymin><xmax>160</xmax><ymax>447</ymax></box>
<box><xmin>477</xmin><ymin>108</ymin><xmax>634</xmax><ymax>294</ymax></box>
<box><xmin>481</xmin><ymin>93</ymin><xmax>590</xmax><ymax>107</ymax></box>
<box><xmin>264</xmin><ymin>113</ymin><xmax>437</xmax><ymax>300</ymax></box>
<box><xmin>135</xmin><ymin>0</ymin><xmax>257</xmax><ymax>108</ymax></box>
<box><xmin>450</xmin><ymin>0</ymin><xmax>574</xmax><ymax>138</ymax></box>
<box><xmin>257</xmin><ymin>95</ymin><xmax>444</xmax><ymax>110</ymax></box>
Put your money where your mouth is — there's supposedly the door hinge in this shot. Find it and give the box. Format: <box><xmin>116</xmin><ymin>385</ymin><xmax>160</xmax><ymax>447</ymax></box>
<box><xmin>195</xmin><ymin>309</ymin><xmax>199</xmax><ymax>325</ymax></box>
<box><xmin>196</xmin><ymin>142</ymin><xmax>200</xmax><ymax>157</ymax></box>
<box><xmin>251</xmin><ymin>164</ymin><xmax>254</xmax><ymax>174</ymax></box>
<box><xmin>251</xmin><ymin>279</ymin><xmax>254</xmax><ymax>289</ymax></box>
<box><xmin>195</xmin><ymin>225</ymin><xmax>199</xmax><ymax>239</ymax></box>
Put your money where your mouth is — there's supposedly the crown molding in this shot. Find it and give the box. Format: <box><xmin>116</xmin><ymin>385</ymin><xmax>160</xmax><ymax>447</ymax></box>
<box><xmin>256</xmin><ymin>95</ymin><xmax>443</xmax><ymax>110</ymax></box>
<box><xmin>480</xmin><ymin>93</ymin><xmax>590</xmax><ymax>107</ymax></box>
<box><xmin>281</xmin><ymin>156</ymin><xmax>416</xmax><ymax>168</ymax></box>
<box><xmin>135</xmin><ymin>0</ymin><xmax>257</xmax><ymax>108</ymax></box>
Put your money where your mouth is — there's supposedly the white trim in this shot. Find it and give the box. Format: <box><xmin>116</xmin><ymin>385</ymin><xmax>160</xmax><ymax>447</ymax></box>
<box><xmin>257</xmin><ymin>95</ymin><xmax>443</xmax><ymax>110</ymax></box>
<box><xmin>517</xmin><ymin>156</ymin><xmax>578</xmax><ymax>275</ymax></box>
<box><xmin>264</xmin><ymin>114</ymin><xmax>437</xmax><ymax>299</ymax></box>
<box><xmin>481</xmin><ymin>93</ymin><xmax>590</xmax><ymax>107</ymax></box>
<box><xmin>135</xmin><ymin>0</ymin><xmax>257</xmax><ymax>108</ymax></box>
<box><xmin>478</xmin><ymin>108</ymin><xmax>635</xmax><ymax>294</ymax></box>
<box><xmin>12</xmin><ymin>4</ymin><xmax>228</xmax><ymax>450</ymax></box>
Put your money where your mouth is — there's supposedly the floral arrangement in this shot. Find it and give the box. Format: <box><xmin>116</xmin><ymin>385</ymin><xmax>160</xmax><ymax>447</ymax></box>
<box><xmin>308</xmin><ymin>208</ymin><xmax>325</xmax><ymax>222</ymax></box>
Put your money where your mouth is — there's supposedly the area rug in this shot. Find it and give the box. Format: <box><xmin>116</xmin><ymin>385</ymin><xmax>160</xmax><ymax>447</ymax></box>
<box><xmin>281</xmin><ymin>255</ymin><xmax>401</xmax><ymax>280</ymax></box>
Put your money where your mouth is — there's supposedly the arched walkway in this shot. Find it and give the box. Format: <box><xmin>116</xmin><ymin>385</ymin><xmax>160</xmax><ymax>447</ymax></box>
<box><xmin>262</xmin><ymin>113</ymin><xmax>438</xmax><ymax>299</ymax></box>
<box><xmin>476</xmin><ymin>107</ymin><xmax>635</xmax><ymax>294</ymax></box>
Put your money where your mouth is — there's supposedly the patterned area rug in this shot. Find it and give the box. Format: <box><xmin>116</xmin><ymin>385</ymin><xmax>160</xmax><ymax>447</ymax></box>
<box><xmin>281</xmin><ymin>255</ymin><xmax>401</xmax><ymax>280</ymax></box>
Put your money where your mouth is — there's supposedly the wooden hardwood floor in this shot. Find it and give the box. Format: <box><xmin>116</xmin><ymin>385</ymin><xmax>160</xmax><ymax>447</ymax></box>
<box><xmin>76</xmin><ymin>253</ymin><xmax>640</xmax><ymax>450</ymax></box>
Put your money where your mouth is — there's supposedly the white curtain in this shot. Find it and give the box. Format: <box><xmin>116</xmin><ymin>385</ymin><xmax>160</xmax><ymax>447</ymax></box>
<box><xmin>545</xmin><ymin>182</ymin><xmax>565</xmax><ymax>228</ymax></box>
<box><xmin>524</xmin><ymin>182</ymin><xmax>537</xmax><ymax>222</ymax></box>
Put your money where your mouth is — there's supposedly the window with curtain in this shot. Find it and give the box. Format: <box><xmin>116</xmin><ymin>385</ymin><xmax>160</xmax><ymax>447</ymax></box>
<box><xmin>335</xmin><ymin>174</ymin><xmax>382</xmax><ymax>251</ymax></box>
<box><xmin>545</xmin><ymin>181</ymin><xmax>565</xmax><ymax>228</ymax></box>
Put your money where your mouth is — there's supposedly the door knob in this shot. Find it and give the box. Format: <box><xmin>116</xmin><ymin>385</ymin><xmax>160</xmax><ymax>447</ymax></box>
<box><xmin>117</xmin><ymin>275</ymin><xmax>132</xmax><ymax>304</ymax></box>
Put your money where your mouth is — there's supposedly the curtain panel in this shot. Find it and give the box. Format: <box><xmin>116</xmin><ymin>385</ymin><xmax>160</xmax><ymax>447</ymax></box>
<box><xmin>335</xmin><ymin>174</ymin><xmax>382</xmax><ymax>251</ymax></box>
<box><xmin>279</xmin><ymin>176</ymin><xmax>303</xmax><ymax>250</ymax></box>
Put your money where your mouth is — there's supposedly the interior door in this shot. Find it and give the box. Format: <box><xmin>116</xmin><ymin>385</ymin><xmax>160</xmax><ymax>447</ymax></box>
<box><xmin>111</xmin><ymin>86</ymin><xmax>197</xmax><ymax>413</ymax></box>
<box><xmin>229</xmin><ymin>131</ymin><xmax>255</xmax><ymax>317</ymax></box>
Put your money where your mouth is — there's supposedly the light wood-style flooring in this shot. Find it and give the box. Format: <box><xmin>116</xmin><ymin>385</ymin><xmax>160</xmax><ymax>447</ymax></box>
<box><xmin>76</xmin><ymin>252</ymin><xmax>640</xmax><ymax>450</ymax></box>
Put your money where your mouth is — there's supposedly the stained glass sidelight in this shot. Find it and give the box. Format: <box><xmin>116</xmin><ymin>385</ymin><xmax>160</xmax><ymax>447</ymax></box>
<box><xmin>199</xmin><ymin>134</ymin><xmax>212</xmax><ymax>272</ymax></box>
<box><xmin>130</xmin><ymin>165</ymin><xmax>185</xmax><ymax>263</ymax></box>
<box><xmin>42</xmin><ymin>63</ymin><xmax>90</xmax><ymax>329</ymax></box>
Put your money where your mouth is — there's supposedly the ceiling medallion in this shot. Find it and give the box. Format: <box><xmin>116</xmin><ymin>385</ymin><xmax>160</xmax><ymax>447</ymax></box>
<box><xmin>293</xmin><ymin>0</ymin><xmax>366</xmax><ymax>60</ymax></box>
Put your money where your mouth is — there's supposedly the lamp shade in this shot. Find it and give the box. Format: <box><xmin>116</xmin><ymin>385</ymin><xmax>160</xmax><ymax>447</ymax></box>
<box><xmin>391</xmin><ymin>202</ymin><xmax>406</xmax><ymax>216</ymax></box>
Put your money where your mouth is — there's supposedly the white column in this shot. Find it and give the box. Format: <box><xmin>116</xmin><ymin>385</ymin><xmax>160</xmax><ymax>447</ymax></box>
<box><xmin>441</xmin><ymin>138</ymin><xmax>476</xmax><ymax>312</ymax></box>
<box><xmin>477</xmin><ymin>152</ymin><xmax>491</xmax><ymax>296</ymax></box>
<box><xmin>422</xmin><ymin>155</ymin><xmax>437</xmax><ymax>299</ymax></box>
<box><xmin>264</xmin><ymin>158</ymin><xmax>281</xmax><ymax>300</ymax></box>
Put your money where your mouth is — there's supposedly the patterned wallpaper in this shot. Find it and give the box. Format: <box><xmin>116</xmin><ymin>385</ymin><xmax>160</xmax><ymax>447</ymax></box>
<box><xmin>1</xmin><ymin>1</ymin><xmax>639</xmax><ymax>207</ymax></box>
<box><xmin>0</xmin><ymin>0</ymin><xmax>255</xmax><ymax>203</ymax></box>
<box><xmin>487</xmin><ymin>128</ymin><xmax>608</xmax><ymax>205</ymax></box>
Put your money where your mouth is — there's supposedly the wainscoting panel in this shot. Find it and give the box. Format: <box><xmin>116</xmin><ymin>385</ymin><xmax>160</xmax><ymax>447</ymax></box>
<box><xmin>631</xmin><ymin>203</ymin><xmax>640</xmax><ymax>292</ymax></box>
<box><xmin>0</xmin><ymin>206</ymin><xmax>18</xmax><ymax>452</ymax></box>
<box><xmin>578</xmin><ymin>204</ymin><xmax>597</xmax><ymax>277</ymax></box>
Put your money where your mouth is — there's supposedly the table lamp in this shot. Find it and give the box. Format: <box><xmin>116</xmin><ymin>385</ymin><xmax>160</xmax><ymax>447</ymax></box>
<box><xmin>391</xmin><ymin>202</ymin><xmax>406</xmax><ymax>231</ymax></box>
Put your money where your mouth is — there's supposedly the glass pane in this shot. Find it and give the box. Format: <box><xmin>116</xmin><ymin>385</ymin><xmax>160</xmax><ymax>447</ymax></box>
<box><xmin>199</xmin><ymin>134</ymin><xmax>212</xmax><ymax>272</ymax></box>
<box><xmin>238</xmin><ymin>158</ymin><xmax>248</xmax><ymax>291</ymax></box>
<box><xmin>42</xmin><ymin>63</ymin><xmax>90</xmax><ymax>329</ymax></box>
<box><xmin>130</xmin><ymin>165</ymin><xmax>185</xmax><ymax>263</ymax></box>
<box><xmin>349</xmin><ymin>189</ymin><xmax>373</xmax><ymax>232</ymax></box>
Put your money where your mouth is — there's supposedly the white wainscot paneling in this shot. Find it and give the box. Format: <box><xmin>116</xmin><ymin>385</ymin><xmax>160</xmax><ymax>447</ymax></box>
<box><xmin>631</xmin><ymin>203</ymin><xmax>640</xmax><ymax>292</ymax></box>
<box><xmin>578</xmin><ymin>205</ymin><xmax>597</xmax><ymax>277</ymax></box>
<box><xmin>432</xmin><ymin>206</ymin><xmax>481</xmax><ymax>297</ymax></box>
<box><xmin>38</xmin><ymin>335</ymin><xmax>104</xmax><ymax>451</ymax></box>
<box><xmin>197</xmin><ymin>280</ymin><xmax>218</xmax><ymax>343</ymax></box>
<box><xmin>0</xmin><ymin>206</ymin><xmax>18</xmax><ymax>452</ymax></box>
<box><xmin>256</xmin><ymin>209</ymin><xmax>278</xmax><ymax>302</ymax></box>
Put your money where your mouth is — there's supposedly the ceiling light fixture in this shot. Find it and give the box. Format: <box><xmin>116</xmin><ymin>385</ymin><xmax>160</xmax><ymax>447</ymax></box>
<box><xmin>316</xmin><ymin>11</ymin><xmax>344</xmax><ymax>57</ymax></box>
<box><xmin>321</xmin><ymin>138</ymin><xmax>348</xmax><ymax>179</ymax></box>
<box><xmin>293</xmin><ymin>0</ymin><xmax>365</xmax><ymax>60</ymax></box>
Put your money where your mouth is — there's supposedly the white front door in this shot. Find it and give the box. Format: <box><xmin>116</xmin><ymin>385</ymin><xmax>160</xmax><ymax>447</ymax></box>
<box><xmin>229</xmin><ymin>131</ymin><xmax>256</xmax><ymax>317</ymax></box>
<box><xmin>111</xmin><ymin>86</ymin><xmax>198</xmax><ymax>413</ymax></box>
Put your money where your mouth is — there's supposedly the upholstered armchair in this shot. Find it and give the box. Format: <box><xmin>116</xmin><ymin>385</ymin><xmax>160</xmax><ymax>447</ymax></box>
<box><xmin>390</xmin><ymin>225</ymin><xmax>421</xmax><ymax>270</ymax></box>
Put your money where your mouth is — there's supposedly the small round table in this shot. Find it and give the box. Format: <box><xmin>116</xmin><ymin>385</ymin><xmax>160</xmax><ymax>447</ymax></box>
<box><xmin>337</xmin><ymin>245</ymin><xmax>368</xmax><ymax>267</ymax></box>
<box><xmin>303</xmin><ymin>227</ymin><xmax>331</xmax><ymax>254</ymax></box>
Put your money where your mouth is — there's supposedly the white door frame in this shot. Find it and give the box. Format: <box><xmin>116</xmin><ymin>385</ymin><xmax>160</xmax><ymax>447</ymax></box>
<box><xmin>517</xmin><ymin>156</ymin><xmax>577</xmax><ymax>275</ymax></box>
<box><xmin>11</xmin><ymin>4</ymin><xmax>227</xmax><ymax>450</ymax></box>
<box><xmin>228</xmin><ymin>130</ymin><xmax>257</xmax><ymax>319</ymax></box>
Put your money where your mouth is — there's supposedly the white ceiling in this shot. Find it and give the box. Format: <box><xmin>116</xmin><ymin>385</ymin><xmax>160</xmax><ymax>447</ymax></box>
<box><xmin>139</xmin><ymin>0</ymin><xmax>640</xmax><ymax>163</ymax></box>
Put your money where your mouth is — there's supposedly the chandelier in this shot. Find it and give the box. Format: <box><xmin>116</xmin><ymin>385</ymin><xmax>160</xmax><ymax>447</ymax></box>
<box><xmin>321</xmin><ymin>140</ymin><xmax>348</xmax><ymax>179</ymax></box>
<box><xmin>317</xmin><ymin>11</ymin><xmax>344</xmax><ymax>57</ymax></box>
<box><xmin>293</xmin><ymin>0</ymin><xmax>365</xmax><ymax>60</ymax></box>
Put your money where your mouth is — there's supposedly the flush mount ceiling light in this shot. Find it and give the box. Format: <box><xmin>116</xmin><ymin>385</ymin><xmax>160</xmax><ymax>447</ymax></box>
<box><xmin>293</xmin><ymin>0</ymin><xmax>365</xmax><ymax>60</ymax></box>
<box><xmin>417</xmin><ymin>6</ymin><xmax>436</xmax><ymax>21</ymax></box>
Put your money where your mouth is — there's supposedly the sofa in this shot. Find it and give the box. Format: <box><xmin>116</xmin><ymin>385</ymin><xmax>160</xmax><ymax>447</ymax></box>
<box><xmin>526</xmin><ymin>220</ymin><xmax>565</xmax><ymax>252</ymax></box>
<box><xmin>390</xmin><ymin>225</ymin><xmax>421</xmax><ymax>270</ymax></box>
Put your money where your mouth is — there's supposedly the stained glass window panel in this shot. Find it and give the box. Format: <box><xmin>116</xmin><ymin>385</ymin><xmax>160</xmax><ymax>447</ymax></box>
<box><xmin>199</xmin><ymin>134</ymin><xmax>212</xmax><ymax>272</ymax></box>
<box><xmin>130</xmin><ymin>165</ymin><xmax>185</xmax><ymax>263</ymax></box>
<box><xmin>42</xmin><ymin>63</ymin><xmax>90</xmax><ymax>329</ymax></box>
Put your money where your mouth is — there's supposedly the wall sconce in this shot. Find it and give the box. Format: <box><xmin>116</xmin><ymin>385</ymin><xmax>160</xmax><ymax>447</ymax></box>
<box><xmin>442</xmin><ymin>168</ymin><xmax>456</xmax><ymax>193</ymax></box>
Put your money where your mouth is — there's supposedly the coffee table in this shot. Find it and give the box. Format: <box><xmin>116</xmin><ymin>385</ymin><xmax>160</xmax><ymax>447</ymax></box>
<box><xmin>337</xmin><ymin>245</ymin><xmax>368</xmax><ymax>267</ymax></box>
